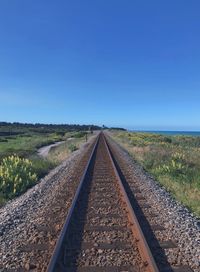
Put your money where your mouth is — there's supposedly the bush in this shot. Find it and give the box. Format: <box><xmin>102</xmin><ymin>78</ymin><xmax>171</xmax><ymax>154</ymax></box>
<box><xmin>56</xmin><ymin>131</ymin><xmax>65</xmax><ymax>137</ymax></box>
<box><xmin>141</xmin><ymin>145</ymin><xmax>168</xmax><ymax>170</ymax></box>
<box><xmin>112</xmin><ymin>131</ymin><xmax>200</xmax><ymax>216</ymax></box>
<box><xmin>0</xmin><ymin>138</ymin><xmax>8</xmax><ymax>142</ymax></box>
<box><xmin>0</xmin><ymin>155</ymin><xmax>37</xmax><ymax>198</ymax></box>
<box><xmin>153</xmin><ymin>152</ymin><xmax>191</xmax><ymax>180</ymax></box>
<box><xmin>68</xmin><ymin>144</ymin><xmax>78</xmax><ymax>152</ymax></box>
<box><xmin>72</xmin><ymin>131</ymin><xmax>87</xmax><ymax>138</ymax></box>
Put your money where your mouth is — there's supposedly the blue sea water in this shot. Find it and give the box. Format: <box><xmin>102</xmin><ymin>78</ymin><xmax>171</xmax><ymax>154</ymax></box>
<box><xmin>132</xmin><ymin>131</ymin><xmax>200</xmax><ymax>137</ymax></box>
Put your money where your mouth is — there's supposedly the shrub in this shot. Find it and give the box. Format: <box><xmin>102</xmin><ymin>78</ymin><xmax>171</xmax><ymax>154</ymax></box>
<box><xmin>112</xmin><ymin>131</ymin><xmax>200</xmax><ymax>216</ymax></box>
<box><xmin>142</xmin><ymin>145</ymin><xmax>169</xmax><ymax>170</ymax></box>
<box><xmin>154</xmin><ymin>152</ymin><xmax>190</xmax><ymax>179</ymax></box>
<box><xmin>0</xmin><ymin>155</ymin><xmax>37</xmax><ymax>198</ymax></box>
<box><xmin>0</xmin><ymin>138</ymin><xmax>8</xmax><ymax>142</ymax></box>
<box><xmin>56</xmin><ymin>131</ymin><xmax>65</xmax><ymax>136</ymax></box>
<box><xmin>142</xmin><ymin>152</ymin><xmax>156</xmax><ymax>169</ymax></box>
<box><xmin>68</xmin><ymin>144</ymin><xmax>78</xmax><ymax>152</ymax></box>
<box><xmin>162</xmin><ymin>136</ymin><xmax>172</xmax><ymax>143</ymax></box>
<box><xmin>72</xmin><ymin>131</ymin><xmax>87</xmax><ymax>138</ymax></box>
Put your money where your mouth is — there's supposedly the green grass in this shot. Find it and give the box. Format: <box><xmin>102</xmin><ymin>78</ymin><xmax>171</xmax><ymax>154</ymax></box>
<box><xmin>110</xmin><ymin>130</ymin><xmax>200</xmax><ymax>217</ymax></box>
<box><xmin>0</xmin><ymin>133</ymin><xmax>64</xmax><ymax>160</ymax></box>
<box><xmin>47</xmin><ymin>132</ymin><xmax>92</xmax><ymax>164</ymax></box>
<box><xmin>30</xmin><ymin>156</ymin><xmax>56</xmax><ymax>179</ymax></box>
<box><xmin>0</xmin><ymin>130</ymin><xmax>94</xmax><ymax>206</ymax></box>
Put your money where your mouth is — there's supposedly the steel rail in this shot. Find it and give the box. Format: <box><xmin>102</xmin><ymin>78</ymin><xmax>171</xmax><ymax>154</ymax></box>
<box><xmin>47</xmin><ymin>132</ymin><xmax>159</xmax><ymax>272</ymax></box>
<box><xmin>47</xmin><ymin>134</ymin><xmax>100</xmax><ymax>272</ymax></box>
<box><xmin>103</xmin><ymin>134</ymin><xmax>159</xmax><ymax>272</ymax></box>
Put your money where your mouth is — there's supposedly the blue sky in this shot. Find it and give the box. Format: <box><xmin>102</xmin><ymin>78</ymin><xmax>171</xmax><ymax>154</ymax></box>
<box><xmin>0</xmin><ymin>1</ymin><xmax>200</xmax><ymax>130</ymax></box>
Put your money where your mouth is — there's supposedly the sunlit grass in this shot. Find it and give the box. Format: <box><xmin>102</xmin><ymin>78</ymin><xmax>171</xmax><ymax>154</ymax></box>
<box><xmin>111</xmin><ymin>130</ymin><xmax>200</xmax><ymax>217</ymax></box>
<box><xmin>0</xmin><ymin>131</ymin><xmax>90</xmax><ymax>206</ymax></box>
<box><xmin>0</xmin><ymin>133</ymin><xmax>66</xmax><ymax>164</ymax></box>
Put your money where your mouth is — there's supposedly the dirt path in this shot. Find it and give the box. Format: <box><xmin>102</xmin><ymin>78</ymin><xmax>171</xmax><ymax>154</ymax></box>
<box><xmin>37</xmin><ymin>141</ymin><xmax>65</xmax><ymax>157</ymax></box>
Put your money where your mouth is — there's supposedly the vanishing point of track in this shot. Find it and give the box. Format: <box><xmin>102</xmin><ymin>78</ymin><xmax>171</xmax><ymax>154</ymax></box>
<box><xmin>47</xmin><ymin>133</ymin><xmax>193</xmax><ymax>272</ymax></box>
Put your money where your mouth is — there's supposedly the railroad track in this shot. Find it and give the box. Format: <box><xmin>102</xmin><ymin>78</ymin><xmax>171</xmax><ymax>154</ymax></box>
<box><xmin>47</xmin><ymin>132</ymin><xmax>193</xmax><ymax>272</ymax></box>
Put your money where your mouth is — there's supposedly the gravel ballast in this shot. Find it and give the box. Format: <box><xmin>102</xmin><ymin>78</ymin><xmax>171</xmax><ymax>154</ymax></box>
<box><xmin>107</xmin><ymin>133</ymin><xmax>200</xmax><ymax>272</ymax></box>
<box><xmin>0</xmin><ymin>135</ymin><xmax>97</xmax><ymax>271</ymax></box>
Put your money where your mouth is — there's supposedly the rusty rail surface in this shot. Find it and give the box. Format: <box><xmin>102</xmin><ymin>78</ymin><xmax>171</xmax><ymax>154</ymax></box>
<box><xmin>47</xmin><ymin>132</ymin><xmax>159</xmax><ymax>272</ymax></box>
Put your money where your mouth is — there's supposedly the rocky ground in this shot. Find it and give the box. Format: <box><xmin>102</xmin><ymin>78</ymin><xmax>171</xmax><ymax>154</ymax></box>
<box><xmin>0</xmin><ymin>135</ymin><xmax>96</xmax><ymax>271</ymax></box>
<box><xmin>107</xmin><ymin>132</ymin><xmax>200</xmax><ymax>272</ymax></box>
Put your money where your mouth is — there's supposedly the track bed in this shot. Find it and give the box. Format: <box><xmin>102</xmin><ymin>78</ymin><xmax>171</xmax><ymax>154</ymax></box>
<box><xmin>47</xmin><ymin>133</ymin><xmax>193</xmax><ymax>272</ymax></box>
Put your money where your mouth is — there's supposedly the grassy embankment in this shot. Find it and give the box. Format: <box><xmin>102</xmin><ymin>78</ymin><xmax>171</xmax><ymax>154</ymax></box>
<box><xmin>110</xmin><ymin>130</ymin><xmax>200</xmax><ymax>217</ymax></box>
<box><xmin>47</xmin><ymin>131</ymin><xmax>91</xmax><ymax>163</ymax></box>
<box><xmin>0</xmin><ymin>128</ymin><xmax>91</xmax><ymax>206</ymax></box>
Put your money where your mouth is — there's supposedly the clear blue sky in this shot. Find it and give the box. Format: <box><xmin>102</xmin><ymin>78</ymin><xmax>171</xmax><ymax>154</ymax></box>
<box><xmin>0</xmin><ymin>1</ymin><xmax>200</xmax><ymax>130</ymax></box>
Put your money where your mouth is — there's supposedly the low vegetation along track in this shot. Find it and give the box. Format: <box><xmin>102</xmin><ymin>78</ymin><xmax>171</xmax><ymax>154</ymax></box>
<box><xmin>47</xmin><ymin>133</ymin><xmax>193</xmax><ymax>272</ymax></box>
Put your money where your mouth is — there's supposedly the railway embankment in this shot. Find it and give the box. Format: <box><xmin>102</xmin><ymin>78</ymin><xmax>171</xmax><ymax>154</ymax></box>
<box><xmin>0</xmin><ymin>135</ymin><xmax>96</xmax><ymax>271</ymax></box>
<box><xmin>0</xmin><ymin>132</ymin><xmax>199</xmax><ymax>271</ymax></box>
<box><xmin>107</xmin><ymin>132</ymin><xmax>200</xmax><ymax>272</ymax></box>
